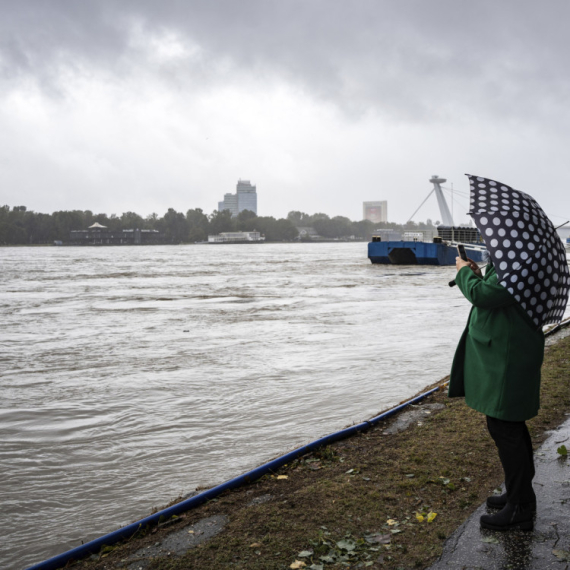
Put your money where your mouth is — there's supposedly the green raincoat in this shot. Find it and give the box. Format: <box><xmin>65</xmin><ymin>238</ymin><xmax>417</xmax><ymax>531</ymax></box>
<box><xmin>449</xmin><ymin>263</ymin><xmax>545</xmax><ymax>421</ymax></box>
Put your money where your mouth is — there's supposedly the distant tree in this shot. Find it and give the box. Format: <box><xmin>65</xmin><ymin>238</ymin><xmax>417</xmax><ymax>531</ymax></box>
<box><xmin>83</xmin><ymin>210</ymin><xmax>94</xmax><ymax>227</ymax></box>
<box><xmin>350</xmin><ymin>219</ymin><xmax>376</xmax><ymax>239</ymax></box>
<box><xmin>273</xmin><ymin>218</ymin><xmax>298</xmax><ymax>241</ymax></box>
<box><xmin>287</xmin><ymin>211</ymin><xmax>309</xmax><ymax>226</ymax></box>
<box><xmin>308</xmin><ymin>212</ymin><xmax>330</xmax><ymax>225</ymax></box>
<box><xmin>254</xmin><ymin>216</ymin><xmax>298</xmax><ymax>241</ymax></box>
<box><xmin>146</xmin><ymin>213</ymin><xmax>159</xmax><ymax>230</ymax></box>
<box><xmin>236</xmin><ymin>210</ymin><xmax>258</xmax><ymax>232</ymax></box>
<box><xmin>237</xmin><ymin>209</ymin><xmax>257</xmax><ymax>223</ymax></box>
<box><xmin>25</xmin><ymin>212</ymin><xmax>53</xmax><ymax>243</ymax></box>
<box><xmin>186</xmin><ymin>208</ymin><xmax>209</xmax><ymax>242</ymax></box>
<box><xmin>93</xmin><ymin>213</ymin><xmax>111</xmax><ymax>227</ymax></box>
<box><xmin>52</xmin><ymin>210</ymin><xmax>86</xmax><ymax>240</ymax></box>
<box><xmin>107</xmin><ymin>214</ymin><xmax>122</xmax><ymax>231</ymax></box>
<box><xmin>158</xmin><ymin>208</ymin><xmax>189</xmax><ymax>243</ymax></box>
<box><xmin>209</xmin><ymin>209</ymin><xmax>235</xmax><ymax>234</ymax></box>
<box><xmin>121</xmin><ymin>211</ymin><xmax>146</xmax><ymax>230</ymax></box>
<box><xmin>1</xmin><ymin>206</ymin><xmax>27</xmax><ymax>243</ymax></box>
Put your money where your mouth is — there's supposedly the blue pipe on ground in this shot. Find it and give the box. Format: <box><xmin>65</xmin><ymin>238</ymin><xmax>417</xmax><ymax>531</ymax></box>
<box><xmin>26</xmin><ymin>385</ymin><xmax>443</xmax><ymax>570</ymax></box>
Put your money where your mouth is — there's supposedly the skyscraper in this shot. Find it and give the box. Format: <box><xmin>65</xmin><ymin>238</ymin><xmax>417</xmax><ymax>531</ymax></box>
<box><xmin>218</xmin><ymin>180</ymin><xmax>258</xmax><ymax>216</ymax></box>
<box><xmin>363</xmin><ymin>201</ymin><xmax>388</xmax><ymax>223</ymax></box>
<box><xmin>221</xmin><ymin>193</ymin><xmax>239</xmax><ymax>217</ymax></box>
<box><xmin>236</xmin><ymin>180</ymin><xmax>257</xmax><ymax>214</ymax></box>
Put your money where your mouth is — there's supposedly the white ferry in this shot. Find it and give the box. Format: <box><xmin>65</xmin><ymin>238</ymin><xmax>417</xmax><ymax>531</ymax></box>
<box><xmin>205</xmin><ymin>231</ymin><xmax>265</xmax><ymax>244</ymax></box>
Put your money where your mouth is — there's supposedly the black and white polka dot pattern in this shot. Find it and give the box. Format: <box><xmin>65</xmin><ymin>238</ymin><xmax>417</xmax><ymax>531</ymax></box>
<box><xmin>467</xmin><ymin>174</ymin><xmax>569</xmax><ymax>328</ymax></box>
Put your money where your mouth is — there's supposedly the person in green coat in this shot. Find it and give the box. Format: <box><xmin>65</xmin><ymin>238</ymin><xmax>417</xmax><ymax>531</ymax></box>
<box><xmin>449</xmin><ymin>255</ymin><xmax>545</xmax><ymax>531</ymax></box>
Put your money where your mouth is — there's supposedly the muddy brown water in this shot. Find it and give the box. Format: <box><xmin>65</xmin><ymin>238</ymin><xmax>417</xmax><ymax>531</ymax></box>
<box><xmin>2</xmin><ymin>243</ymin><xmax>567</xmax><ymax>569</ymax></box>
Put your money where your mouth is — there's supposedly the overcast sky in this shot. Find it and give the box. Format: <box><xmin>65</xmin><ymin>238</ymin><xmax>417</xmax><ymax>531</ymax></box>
<box><xmin>1</xmin><ymin>0</ymin><xmax>570</xmax><ymax>224</ymax></box>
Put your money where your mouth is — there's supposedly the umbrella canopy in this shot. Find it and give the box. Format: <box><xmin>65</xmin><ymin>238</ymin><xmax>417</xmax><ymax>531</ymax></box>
<box><xmin>467</xmin><ymin>174</ymin><xmax>569</xmax><ymax>328</ymax></box>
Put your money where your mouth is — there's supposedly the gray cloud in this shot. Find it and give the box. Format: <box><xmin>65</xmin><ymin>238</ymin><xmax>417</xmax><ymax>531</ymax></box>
<box><xmin>2</xmin><ymin>0</ymin><xmax>570</xmax><ymax>222</ymax></box>
<box><xmin>2</xmin><ymin>0</ymin><xmax>570</xmax><ymax>126</ymax></box>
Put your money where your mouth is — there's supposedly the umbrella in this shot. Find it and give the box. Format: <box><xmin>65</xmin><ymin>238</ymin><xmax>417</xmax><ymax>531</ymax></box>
<box><xmin>467</xmin><ymin>174</ymin><xmax>570</xmax><ymax>328</ymax></box>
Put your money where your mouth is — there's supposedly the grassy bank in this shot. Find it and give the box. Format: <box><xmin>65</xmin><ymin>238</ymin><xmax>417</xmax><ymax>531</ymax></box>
<box><xmin>76</xmin><ymin>335</ymin><xmax>570</xmax><ymax>570</ymax></box>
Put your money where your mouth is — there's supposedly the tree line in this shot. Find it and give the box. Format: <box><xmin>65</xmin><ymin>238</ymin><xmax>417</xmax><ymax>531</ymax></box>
<box><xmin>0</xmin><ymin>205</ymin><xmax>438</xmax><ymax>245</ymax></box>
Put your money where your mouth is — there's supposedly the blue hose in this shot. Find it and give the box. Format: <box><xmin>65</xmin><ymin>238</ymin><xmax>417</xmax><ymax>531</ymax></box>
<box><xmin>26</xmin><ymin>385</ymin><xmax>442</xmax><ymax>570</ymax></box>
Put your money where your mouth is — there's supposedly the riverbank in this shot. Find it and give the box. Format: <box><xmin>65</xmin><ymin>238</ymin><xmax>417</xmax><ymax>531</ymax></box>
<box><xmin>66</xmin><ymin>332</ymin><xmax>570</xmax><ymax>570</ymax></box>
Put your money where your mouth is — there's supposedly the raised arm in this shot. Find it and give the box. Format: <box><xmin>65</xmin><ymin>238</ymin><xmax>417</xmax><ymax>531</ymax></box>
<box><xmin>455</xmin><ymin>265</ymin><xmax>515</xmax><ymax>309</ymax></box>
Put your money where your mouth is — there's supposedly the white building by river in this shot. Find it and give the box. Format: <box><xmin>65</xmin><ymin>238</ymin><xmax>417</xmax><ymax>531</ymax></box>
<box><xmin>207</xmin><ymin>231</ymin><xmax>264</xmax><ymax>243</ymax></box>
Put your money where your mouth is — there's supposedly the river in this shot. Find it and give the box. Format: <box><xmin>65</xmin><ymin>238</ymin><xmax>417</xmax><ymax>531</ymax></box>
<box><xmin>0</xmin><ymin>242</ymin><xmax>525</xmax><ymax>568</ymax></box>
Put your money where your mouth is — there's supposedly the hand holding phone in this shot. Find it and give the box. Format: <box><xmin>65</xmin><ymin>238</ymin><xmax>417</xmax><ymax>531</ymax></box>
<box><xmin>457</xmin><ymin>244</ymin><xmax>468</xmax><ymax>261</ymax></box>
<box><xmin>449</xmin><ymin>244</ymin><xmax>471</xmax><ymax>287</ymax></box>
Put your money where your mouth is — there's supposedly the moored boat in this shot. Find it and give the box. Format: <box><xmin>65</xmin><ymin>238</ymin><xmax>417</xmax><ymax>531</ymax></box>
<box><xmin>368</xmin><ymin>175</ymin><xmax>486</xmax><ymax>266</ymax></box>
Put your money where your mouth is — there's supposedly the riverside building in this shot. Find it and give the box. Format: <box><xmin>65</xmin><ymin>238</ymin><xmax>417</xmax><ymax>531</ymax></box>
<box><xmin>69</xmin><ymin>223</ymin><xmax>162</xmax><ymax>245</ymax></box>
<box><xmin>218</xmin><ymin>180</ymin><xmax>258</xmax><ymax>216</ymax></box>
<box><xmin>363</xmin><ymin>201</ymin><xmax>388</xmax><ymax>223</ymax></box>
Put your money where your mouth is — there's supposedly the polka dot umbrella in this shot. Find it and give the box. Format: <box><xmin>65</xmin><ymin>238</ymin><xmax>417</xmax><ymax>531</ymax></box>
<box><xmin>467</xmin><ymin>174</ymin><xmax>570</xmax><ymax>328</ymax></box>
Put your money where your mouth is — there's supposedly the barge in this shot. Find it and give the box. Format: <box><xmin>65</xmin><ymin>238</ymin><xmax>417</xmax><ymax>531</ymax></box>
<box><xmin>368</xmin><ymin>239</ymin><xmax>485</xmax><ymax>265</ymax></box>
<box><xmin>368</xmin><ymin>175</ymin><xmax>486</xmax><ymax>266</ymax></box>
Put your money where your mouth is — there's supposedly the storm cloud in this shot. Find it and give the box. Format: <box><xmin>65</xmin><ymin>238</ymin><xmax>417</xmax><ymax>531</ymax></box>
<box><xmin>1</xmin><ymin>1</ymin><xmax>570</xmax><ymax>222</ymax></box>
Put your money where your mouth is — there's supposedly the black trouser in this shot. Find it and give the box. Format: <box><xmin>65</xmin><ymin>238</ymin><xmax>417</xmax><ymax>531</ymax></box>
<box><xmin>486</xmin><ymin>416</ymin><xmax>536</xmax><ymax>506</ymax></box>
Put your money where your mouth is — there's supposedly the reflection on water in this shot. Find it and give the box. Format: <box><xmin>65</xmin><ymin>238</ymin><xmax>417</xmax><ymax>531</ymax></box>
<box><xmin>1</xmin><ymin>243</ymin><xmax>562</xmax><ymax>569</ymax></box>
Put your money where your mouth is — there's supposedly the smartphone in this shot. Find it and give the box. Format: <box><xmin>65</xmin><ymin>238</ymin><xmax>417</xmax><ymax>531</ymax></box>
<box><xmin>457</xmin><ymin>244</ymin><xmax>468</xmax><ymax>261</ymax></box>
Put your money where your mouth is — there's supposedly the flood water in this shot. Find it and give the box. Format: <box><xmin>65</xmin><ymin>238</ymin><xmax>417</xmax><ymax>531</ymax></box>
<box><xmin>1</xmin><ymin>242</ymin><xmax>556</xmax><ymax>569</ymax></box>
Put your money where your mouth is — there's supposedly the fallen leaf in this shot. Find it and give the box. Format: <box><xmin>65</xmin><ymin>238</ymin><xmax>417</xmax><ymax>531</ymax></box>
<box><xmin>365</xmin><ymin>533</ymin><xmax>391</xmax><ymax>544</ymax></box>
<box><xmin>427</xmin><ymin>512</ymin><xmax>437</xmax><ymax>523</ymax></box>
<box><xmin>336</xmin><ymin>539</ymin><xmax>356</xmax><ymax>551</ymax></box>
<box><xmin>415</xmin><ymin>513</ymin><xmax>425</xmax><ymax>522</ymax></box>
<box><xmin>297</xmin><ymin>550</ymin><xmax>313</xmax><ymax>558</ymax></box>
<box><xmin>553</xmin><ymin>549</ymin><xmax>570</xmax><ymax>561</ymax></box>
<box><xmin>557</xmin><ymin>445</ymin><xmax>568</xmax><ymax>457</ymax></box>
<box><xmin>290</xmin><ymin>561</ymin><xmax>307</xmax><ymax>569</ymax></box>
<box><xmin>188</xmin><ymin>530</ymin><xmax>195</xmax><ymax>534</ymax></box>
<box><xmin>386</xmin><ymin>519</ymin><xmax>397</xmax><ymax>526</ymax></box>
<box><xmin>482</xmin><ymin>536</ymin><xmax>499</xmax><ymax>544</ymax></box>
<box><xmin>309</xmin><ymin>565</ymin><xmax>324</xmax><ymax>570</ymax></box>
<box><xmin>249</xmin><ymin>543</ymin><xmax>261</xmax><ymax>548</ymax></box>
<box><xmin>277</xmin><ymin>475</ymin><xmax>288</xmax><ymax>480</ymax></box>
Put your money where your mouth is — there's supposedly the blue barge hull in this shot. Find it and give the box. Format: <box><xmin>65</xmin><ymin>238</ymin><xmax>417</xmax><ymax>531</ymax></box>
<box><xmin>368</xmin><ymin>241</ymin><xmax>485</xmax><ymax>266</ymax></box>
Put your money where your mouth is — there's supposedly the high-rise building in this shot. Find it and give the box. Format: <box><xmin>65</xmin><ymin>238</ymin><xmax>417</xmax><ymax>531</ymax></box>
<box><xmin>363</xmin><ymin>201</ymin><xmax>388</xmax><ymax>223</ymax></box>
<box><xmin>218</xmin><ymin>180</ymin><xmax>258</xmax><ymax>216</ymax></box>
<box><xmin>220</xmin><ymin>193</ymin><xmax>239</xmax><ymax>217</ymax></box>
<box><xmin>236</xmin><ymin>180</ymin><xmax>257</xmax><ymax>214</ymax></box>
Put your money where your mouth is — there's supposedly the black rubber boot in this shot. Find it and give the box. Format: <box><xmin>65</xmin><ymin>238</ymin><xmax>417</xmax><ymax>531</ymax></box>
<box><xmin>486</xmin><ymin>493</ymin><xmax>508</xmax><ymax>509</ymax></box>
<box><xmin>486</xmin><ymin>493</ymin><xmax>536</xmax><ymax>512</ymax></box>
<box><xmin>480</xmin><ymin>503</ymin><xmax>534</xmax><ymax>531</ymax></box>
